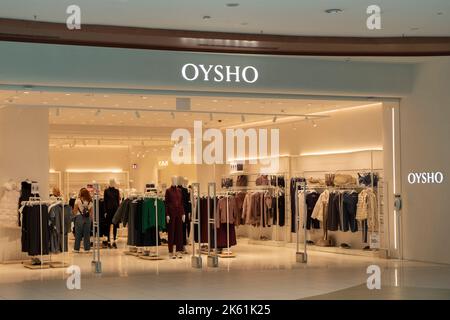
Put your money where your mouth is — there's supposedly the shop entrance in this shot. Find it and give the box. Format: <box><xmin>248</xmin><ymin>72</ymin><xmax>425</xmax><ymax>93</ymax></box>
<box><xmin>0</xmin><ymin>89</ymin><xmax>402</xmax><ymax>271</ymax></box>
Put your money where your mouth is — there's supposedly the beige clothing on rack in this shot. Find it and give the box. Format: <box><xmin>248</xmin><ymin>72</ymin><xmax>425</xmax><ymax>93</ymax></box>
<box><xmin>356</xmin><ymin>188</ymin><xmax>378</xmax><ymax>232</ymax></box>
<box><xmin>311</xmin><ymin>189</ymin><xmax>330</xmax><ymax>222</ymax></box>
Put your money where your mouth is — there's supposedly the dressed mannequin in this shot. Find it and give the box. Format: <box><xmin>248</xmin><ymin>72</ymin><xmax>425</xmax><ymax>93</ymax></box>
<box><xmin>178</xmin><ymin>177</ymin><xmax>191</xmax><ymax>254</ymax></box>
<box><xmin>103</xmin><ymin>178</ymin><xmax>121</xmax><ymax>248</ymax></box>
<box><xmin>165</xmin><ymin>176</ymin><xmax>185</xmax><ymax>258</ymax></box>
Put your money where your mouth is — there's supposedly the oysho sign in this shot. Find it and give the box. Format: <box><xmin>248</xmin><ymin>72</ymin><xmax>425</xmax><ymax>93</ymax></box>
<box><xmin>181</xmin><ymin>63</ymin><xmax>259</xmax><ymax>83</ymax></box>
<box><xmin>407</xmin><ymin>172</ymin><xmax>444</xmax><ymax>184</ymax></box>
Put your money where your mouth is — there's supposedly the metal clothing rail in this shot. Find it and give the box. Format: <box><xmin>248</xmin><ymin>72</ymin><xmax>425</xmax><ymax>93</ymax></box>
<box><xmin>191</xmin><ymin>183</ymin><xmax>202</xmax><ymax>268</ymax></box>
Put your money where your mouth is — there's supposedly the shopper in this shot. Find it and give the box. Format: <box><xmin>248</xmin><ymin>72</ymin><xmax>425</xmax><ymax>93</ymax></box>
<box><xmin>73</xmin><ymin>188</ymin><xmax>93</xmax><ymax>253</ymax></box>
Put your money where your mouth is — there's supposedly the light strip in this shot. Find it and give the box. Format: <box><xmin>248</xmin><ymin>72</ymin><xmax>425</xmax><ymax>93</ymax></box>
<box><xmin>227</xmin><ymin>154</ymin><xmax>291</xmax><ymax>162</ymax></box>
<box><xmin>309</xmin><ymin>103</ymin><xmax>382</xmax><ymax>115</ymax></box>
<box><xmin>49</xmin><ymin>144</ymin><xmax>130</xmax><ymax>149</ymax></box>
<box><xmin>66</xmin><ymin>169</ymin><xmax>123</xmax><ymax>173</ymax></box>
<box><xmin>392</xmin><ymin>107</ymin><xmax>398</xmax><ymax>250</ymax></box>
<box><xmin>300</xmin><ymin>147</ymin><xmax>383</xmax><ymax>157</ymax></box>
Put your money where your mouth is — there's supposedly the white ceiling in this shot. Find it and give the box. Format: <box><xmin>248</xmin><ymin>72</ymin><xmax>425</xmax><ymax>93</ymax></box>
<box><xmin>0</xmin><ymin>89</ymin><xmax>378</xmax><ymax>148</ymax></box>
<box><xmin>1</xmin><ymin>0</ymin><xmax>449</xmax><ymax>37</ymax></box>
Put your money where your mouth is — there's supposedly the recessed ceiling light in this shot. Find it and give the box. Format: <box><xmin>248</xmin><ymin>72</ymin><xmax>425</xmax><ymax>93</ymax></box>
<box><xmin>65</xmin><ymin>93</ymin><xmax>71</xmax><ymax>96</ymax></box>
<box><xmin>212</xmin><ymin>99</ymin><xmax>218</xmax><ymax>103</ymax></box>
<box><xmin>23</xmin><ymin>91</ymin><xmax>29</xmax><ymax>94</ymax></box>
<box><xmin>226</xmin><ymin>3</ymin><xmax>240</xmax><ymax>7</ymax></box>
<box><xmin>325</xmin><ymin>8</ymin><xmax>343</xmax><ymax>14</ymax></box>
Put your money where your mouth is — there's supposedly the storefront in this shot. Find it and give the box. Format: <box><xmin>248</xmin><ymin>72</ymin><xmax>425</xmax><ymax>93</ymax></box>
<box><xmin>0</xmin><ymin>41</ymin><xmax>448</xmax><ymax>277</ymax></box>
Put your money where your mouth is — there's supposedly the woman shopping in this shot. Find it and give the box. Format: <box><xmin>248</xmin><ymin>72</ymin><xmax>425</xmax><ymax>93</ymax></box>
<box><xmin>73</xmin><ymin>188</ymin><xmax>93</xmax><ymax>253</ymax></box>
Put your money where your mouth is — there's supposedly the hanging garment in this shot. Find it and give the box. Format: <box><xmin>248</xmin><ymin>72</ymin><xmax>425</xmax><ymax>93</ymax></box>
<box><xmin>216</xmin><ymin>196</ymin><xmax>238</xmax><ymax>228</ymax></box>
<box><xmin>127</xmin><ymin>200</ymin><xmax>140</xmax><ymax>246</ymax></box>
<box><xmin>21</xmin><ymin>204</ymin><xmax>50</xmax><ymax>256</ymax></box>
<box><xmin>142</xmin><ymin>198</ymin><xmax>166</xmax><ymax>231</ymax></box>
<box><xmin>326</xmin><ymin>192</ymin><xmax>342</xmax><ymax>231</ymax></box>
<box><xmin>216</xmin><ymin>223</ymin><xmax>237</xmax><ymax>248</ymax></box>
<box><xmin>0</xmin><ymin>181</ymin><xmax>20</xmax><ymax>227</ymax></box>
<box><xmin>275</xmin><ymin>194</ymin><xmax>285</xmax><ymax>226</ymax></box>
<box><xmin>311</xmin><ymin>189</ymin><xmax>330</xmax><ymax>222</ymax></box>
<box><xmin>264</xmin><ymin>193</ymin><xmax>274</xmax><ymax>227</ymax></box>
<box><xmin>241</xmin><ymin>193</ymin><xmax>252</xmax><ymax>225</ymax></box>
<box><xmin>255</xmin><ymin>175</ymin><xmax>269</xmax><ymax>186</ymax></box>
<box><xmin>112</xmin><ymin>198</ymin><xmax>131</xmax><ymax>227</ymax></box>
<box><xmin>305</xmin><ymin>192</ymin><xmax>321</xmax><ymax>230</ymax></box>
<box><xmin>236</xmin><ymin>175</ymin><xmax>248</xmax><ymax>187</ymax></box>
<box><xmin>342</xmin><ymin>192</ymin><xmax>359</xmax><ymax>232</ymax></box>
<box><xmin>356</xmin><ymin>188</ymin><xmax>378</xmax><ymax>232</ymax></box>
<box><xmin>234</xmin><ymin>192</ymin><xmax>246</xmax><ymax>226</ymax></box>
<box><xmin>178</xmin><ymin>186</ymin><xmax>191</xmax><ymax>246</ymax></box>
<box><xmin>48</xmin><ymin>204</ymin><xmax>72</xmax><ymax>253</ymax></box>
<box><xmin>290</xmin><ymin>177</ymin><xmax>306</xmax><ymax>232</ymax></box>
<box><xmin>358</xmin><ymin>172</ymin><xmax>379</xmax><ymax>187</ymax></box>
<box><xmin>194</xmin><ymin>197</ymin><xmax>209</xmax><ymax>243</ymax></box>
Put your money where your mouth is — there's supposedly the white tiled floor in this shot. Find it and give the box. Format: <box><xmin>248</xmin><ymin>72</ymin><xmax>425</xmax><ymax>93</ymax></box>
<box><xmin>0</xmin><ymin>238</ymin><xmax>449</xmax><ymax>299</ymax></box>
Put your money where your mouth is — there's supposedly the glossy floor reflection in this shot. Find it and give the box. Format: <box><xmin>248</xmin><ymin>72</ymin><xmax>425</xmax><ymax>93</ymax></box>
<box><xmin>0</xmin><ymin>238</ymin><xmax>449</xmax><ymax>299</ymax></box>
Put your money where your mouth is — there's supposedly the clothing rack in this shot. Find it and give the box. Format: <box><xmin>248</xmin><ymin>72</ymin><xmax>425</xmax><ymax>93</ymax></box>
<box><xmin>207</xmin><ymin>182</ymin><xmax>219</xmax><ymax>267</ymax></box>
<box><xmin>20</xmin><ymin>197</ymin><xmax>68</xmax><ymax>269</ymax></box>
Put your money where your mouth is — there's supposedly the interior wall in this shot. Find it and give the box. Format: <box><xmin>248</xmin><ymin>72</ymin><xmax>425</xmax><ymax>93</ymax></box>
<box><xmin>0</xmin><ymin>106</ymin><xmax>49</xmax><ymax>196</ymax></box>
<box><xmin>400</xmin><ymin>57</ymin><xmax>450</xmax><ymax>264</ymax></box>
<box><xmin>0</xmin><ymin>106</ymin><xmax>49</xmax><ymax>262</ymax></box>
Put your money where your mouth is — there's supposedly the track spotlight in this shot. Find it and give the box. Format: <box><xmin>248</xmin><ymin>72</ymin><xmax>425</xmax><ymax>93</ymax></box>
<box><xmin>56</xmin><ymin>108</ymin><xmax>60</xmax><ymax>116</ymax></box>
<box><xmin>135</xmin><ymin>110</ymin><xmax>141</xmax><ymax>119</ymax></box>
<box><xmin>272</xmin><ymin>115</ymin><xmax>277</xmax><ymax>123</ymax></box>
<box><xmin>241</xmin><ymin>114</ymin><xmax>245</xmax><ymax>122</ymax></box>
<box><xmin>95</xmin><ymin>109</ymin><xmax>101</xmax><ymax>116</ymax></box>
<box><xmin>209</xmin><ymin>113</ymin><xmax>213</xmax><ymax>121</ymax></box>
<box><xmin>312</xmin><ymin>120</ymin><xmax>318</xmax><ymax>128</ymax></box>
<box><xmin>171</xmin><ymin>112</ymin><xmax>175</xmax><ymax>119</ymax></box>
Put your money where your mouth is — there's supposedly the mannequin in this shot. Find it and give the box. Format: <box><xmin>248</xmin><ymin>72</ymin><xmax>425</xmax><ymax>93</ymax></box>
<box><xmin>178</xmin><ymin>177</ymin><xmax>191</xmax><ymax>254</ymax></box>
<box><xmin>165</xmin><ymin>176</ymin><xmax>185</xmax><ymax>258</ymax></box>
<box><xmin>103</xmin><ymin>178</ymin><xmax>121</xmax><ymax>248</ymax></box>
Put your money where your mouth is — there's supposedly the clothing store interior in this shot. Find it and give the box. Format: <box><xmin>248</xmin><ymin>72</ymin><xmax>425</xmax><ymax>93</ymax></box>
<box><xmin>0</xmin><ymin>90</ymin><xmax>390</xmax><ymax>274</ymax></box>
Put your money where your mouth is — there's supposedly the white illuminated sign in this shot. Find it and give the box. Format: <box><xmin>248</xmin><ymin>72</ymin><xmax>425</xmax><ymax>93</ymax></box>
<box><xmin>407</xmin><ymin>172</ymin><xmax>444</xmax><ymax>184</ymax></box>
<box><xmin>158</xmin><ymin>160</ymin><xmax>169</xmax><ymax>167</ymax></box>
<box><xmin>181</xmin><ymin>63</ymin><xmax>259</xmax><ymax>83</ymax></box>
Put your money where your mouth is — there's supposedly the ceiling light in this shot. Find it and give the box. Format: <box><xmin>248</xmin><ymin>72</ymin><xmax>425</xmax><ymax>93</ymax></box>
<box><xmin>209</xmin><ymin>113</ymin><xmax>213</xmax><ymax>121</ymax></box>
<box><xmin>95</xmin><ymin>109</ymin><xmax>101</xmax><ymax>116</ymax></box>
<box><xmin>226</xmin><ymin>3</ymin><xmax>240</xmax><ymax>7</ymax></box>
<box><xmin>135</xmin><ymin>110</ymin><xmax>141</xmax><ymax>119</ymax></box>
<box><xmin>103</xmin><ymin>95</ymin><xmax>109</xmax><ymax>98</ymax></box>
<box><xmin>203</xmin><ymin>15</ymin><xmax>211</xmax><ymax>20</ymax></box>
<box><xmin>142</xmin><ymin>96</ymin><xmax>148</xmax><ymax>99</ymax></box>
<box><xmin>325</xmin><ymin>8</ymin><xmax>343</xmax><ymax>14</ymax></box>
<box><xmin>241</xmin><ymin>115</ymin><xmax>245</xmax><ymax>122</ymax></box>
<box><xmin>312</xmin><ymin>121</ymin><xmax>318</xmax><ymax>128</ymax></box>
<box><xmin>56</xmin><ymin>108</ymin><xmax>60</xmax><ymax>116</ymax></box>
<box><xmin>171</xmin><ymin>112</ymin><xmax>175</xmax><ymax>119</ymax></box>
<box><xmin>65</xmin><ymin>93</ymin><xmax>71</xmax><ymax>96</ymax></box>
<box><xmin>23</xmin><ymin>91</ymin><xmax>29</xmax><ymax>94</ymax></box>
<box><xmin>272</xmin><ymin>116</ymin><xmax>277</xmax><ymax>123</ymax></box>
<box><xmin>212</xmin><ymin>99</ymin><xmax>218</xmax><ymax>103</ymax></box>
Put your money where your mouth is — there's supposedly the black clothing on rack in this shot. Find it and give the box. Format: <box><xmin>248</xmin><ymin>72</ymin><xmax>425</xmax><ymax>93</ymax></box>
<box><xmin>104</xmin><ymin>187</ymin><xmax>120</xmax><ymax>243</ymax></box>
<box><xmin>21</xmin><ymin>204</ymin><xmax>50</xmax><ymax>256</ymax></box>
<box><xmin>305</xmin><ymin>192</ymin><xmax>321</xmax><ymax>230</ymax></box>
<box><xmin>342</xmin><ymin>192</ymin><xmax>359</xmax><ymax>232</ymax></box>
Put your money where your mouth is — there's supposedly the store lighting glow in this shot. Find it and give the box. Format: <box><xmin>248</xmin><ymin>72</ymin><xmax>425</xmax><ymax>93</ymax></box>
<box><xmin>310</xmin><ymin>102</ymin><xmax>382</xmax><ymax>115</ymax></box>
<box><xmin>66</xmin><ymin>169</ymin><xmax>123</xmax><ymax>173</ymax></box>
<box><xmin>300</xmin><ymin>147</ymin><xmax>383</xmax><ymax>157</ymax></box>
<box><xmin>227</xmin><ymin>154</ymin><xmax>290</xmax><ymax>162</ymax></box>
<box><xmin>49</xmin><ymin>169</ymin><xmax>56</xmax><ymax>173</ymax></box>
<box><xmin>392</xmin><ymin>107</ymin><xmax>398</xmax><ymax>250</ymax></box>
